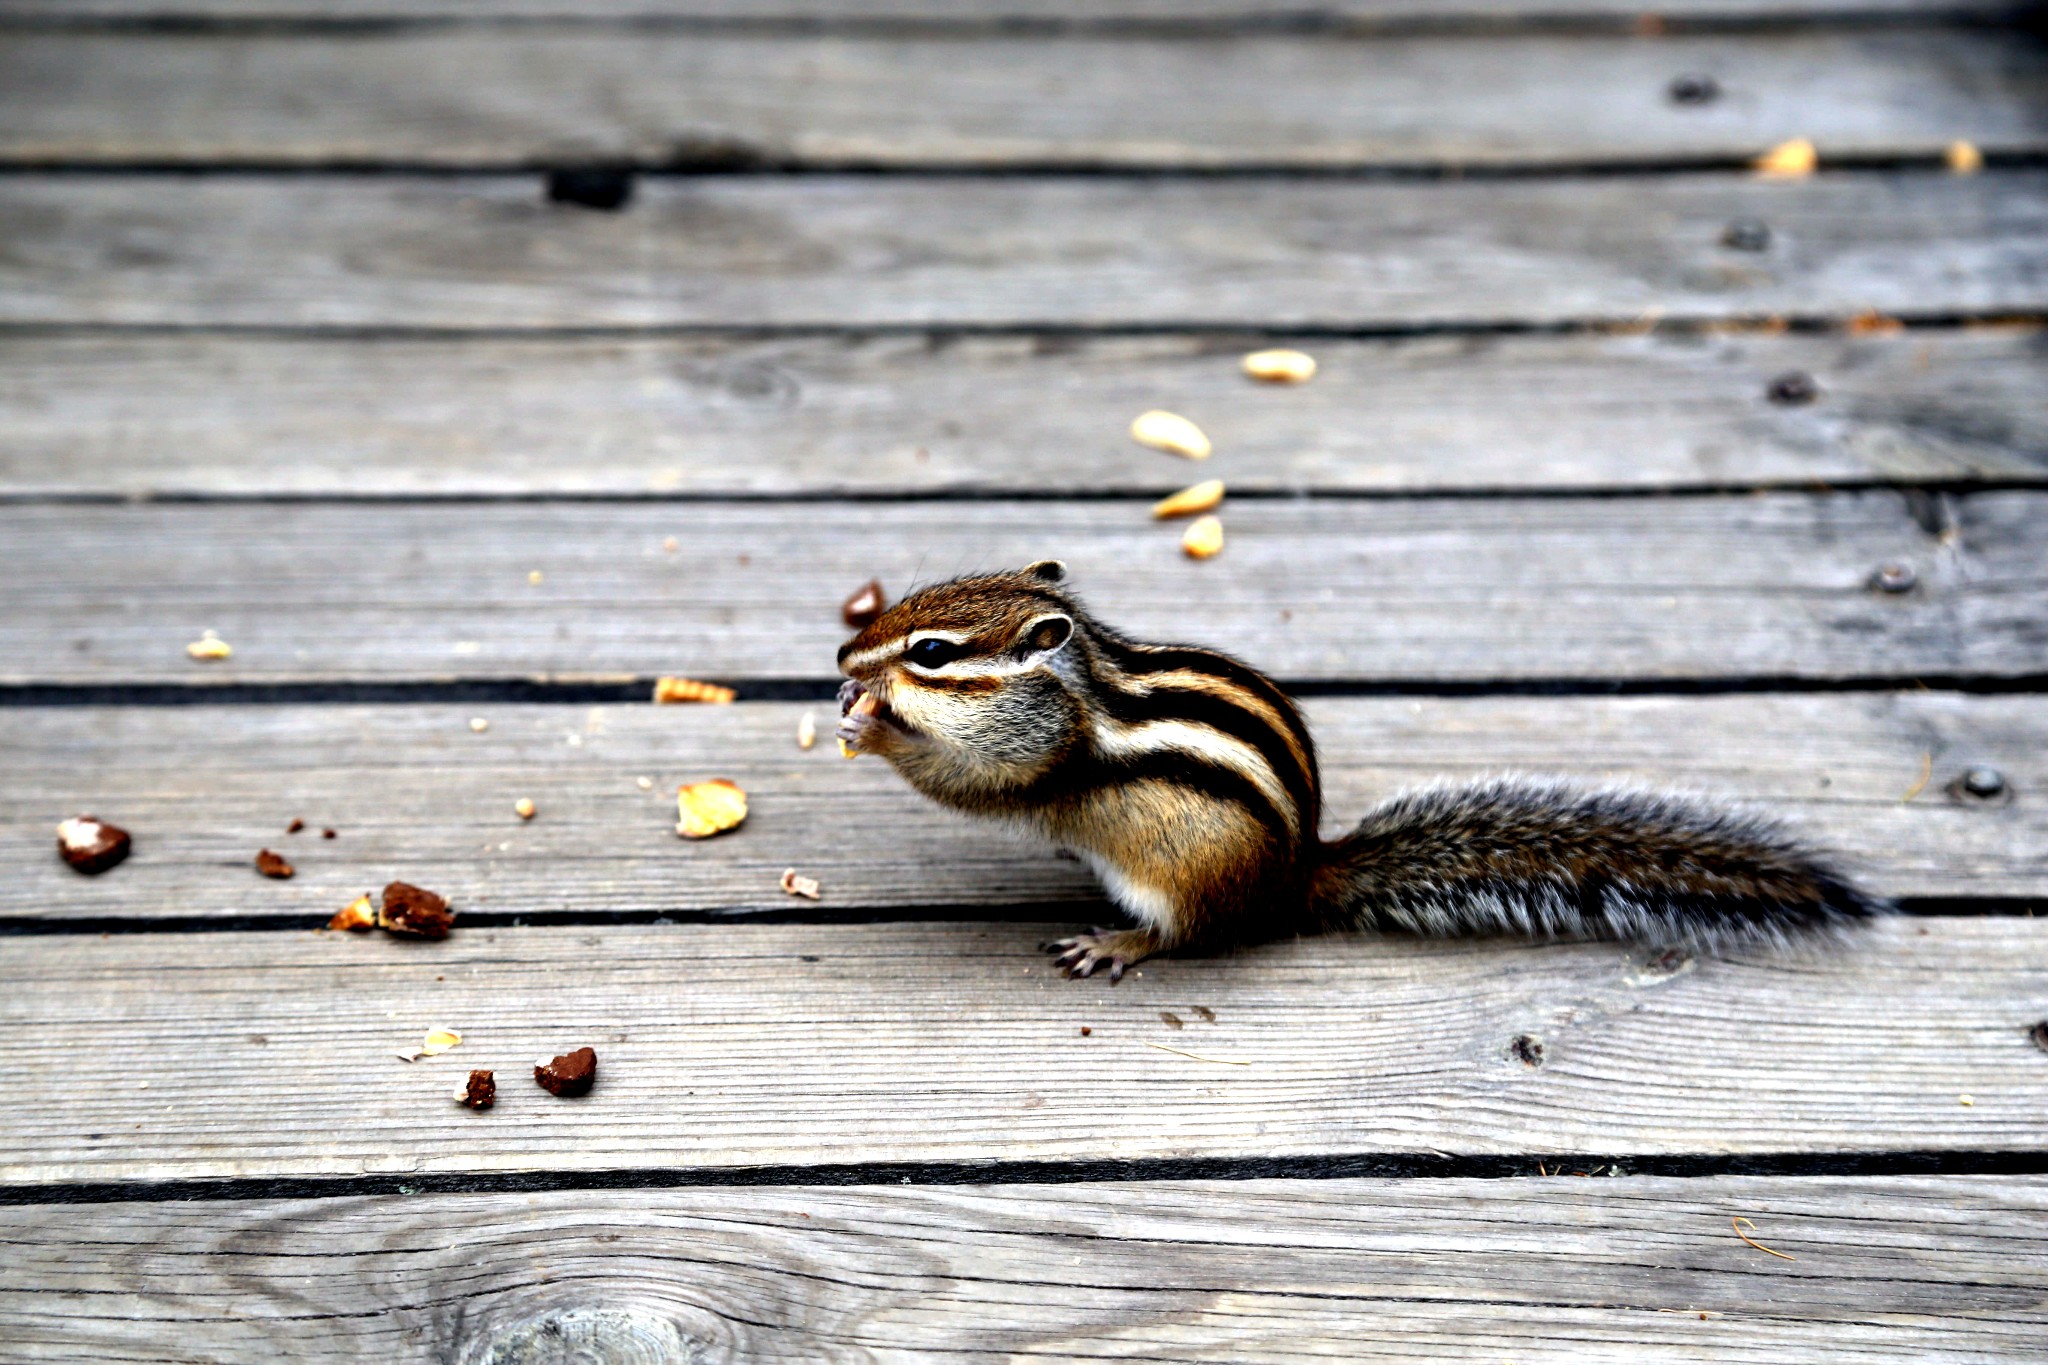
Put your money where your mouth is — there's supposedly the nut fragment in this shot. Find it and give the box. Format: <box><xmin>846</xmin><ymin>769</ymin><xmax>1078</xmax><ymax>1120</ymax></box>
<box><xmin>797</xmin><ymin>712</ymin><xmax>817</xmax><ymax>750</ymax></box>
<box><xmin>534</xmin><ymin>1046</ymin><xmax>597</xmax><ymax>1097</ymax></box>
<box><xmin>56</xmin><ymin>816</ymin><xmax>131</xmax><ymax>875</ymax></box>
<box><xmin>1181</xmin><ymin>515</ymin><xmax>1225</xmax><ymax>560</ymax></box>
<box><xmin>1753</xmin><ymin>137</ymin><xmax>1817</xmax><ymax>180</ymax></box>
<box><xmin>841</xmin><ymin>579</ymin><xmax>888</xmax><ymax>629</ymax></box>
<box><xmin>780</xmin><ymin>868</ymin><xmax>823</xmax><ymax>900</ymax></box>
<box><xmin>469</xmin><ymin>717</ymin><xmax>490</xmax><ymax>733</ymax></box>
<box><xmin>455</xmin><ymin>1070</ymin><xmax>496</xmax><ymax>1109</ymax></box>
<box><xmin>327</xmin><ymin>894</ymin><xmax>377</xmax><ymax>932</ymax></box>
<box><xmin>1130</xmin><ymin>410</ymin><xmax>1212</xmax><ymax>460</ymax></box>
<box><xmin>652</xmin><ymin>676</ymin><xmax>736</xmax><ymax>705</ymax></box>
<box><xmin>514</xmin><ymin>797</ymin><xmax>536</xmax><ymax>820</ymax></box>
<box><xmin>1241</xmin><ymin>349</ymin><xmax>1316</xmax><ymax>384</ymax></box>
<box><xmin>1152</xmin><ymin>479</ymin><xmax>1225</xmax><ymax>520</ymax></box>
<box><xmin>379</xmin><ymin>881</ymin><xmax>455</xmax><ymax>939</ymax></box>
<box><xmin>676</xmin><ymin>778</ymin><xmax>748</xmax><ymax>838</ymax></box>
<box><xmin>186</xmin><ymin>630</ymin><xmax>232</xmax><ymax>661</ymax></box>
<box><xmin>421</xmin><ymin>1027</ymin><xmax>462</xmax><ymax>1057</ymax></box>
<box><xmin>1946</xmin><ymin>140</ymin><xmax>1982</xmax><ymax>175</ymax></box>
<box><xmin>255</xmin><ymin>849</ymin><xmax>295</xmax><ymax>880</ymax></box>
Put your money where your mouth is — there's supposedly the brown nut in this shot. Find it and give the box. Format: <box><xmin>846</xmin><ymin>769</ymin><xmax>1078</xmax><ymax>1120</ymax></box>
<box><xmin>534</xmin><ymin>1046</ymin><xmax>597</xmax><ymax>1097</ymax></box>
<box><xmin>56</xmin><ymin>816</ymin><xmax>131</xmax><ymax>876</ymax></box>
<box><xmin>379</xmin><ymin>881</ymin><xmax>455</xmax><ymax>939</ymax></box>
<box><xmin>455</xmin><ymin>1070</ymin><xmax>496</xmax><ymax>1109</ymax></box>
<box><xmin>255</xmin><ymin>849</ymin><xmax>295</xmax><ymax>880</ymax></box>
<box><xmin>841</xmin><ymin>579</ymin><xmax>888</xmax><ymax>628</ymax></box>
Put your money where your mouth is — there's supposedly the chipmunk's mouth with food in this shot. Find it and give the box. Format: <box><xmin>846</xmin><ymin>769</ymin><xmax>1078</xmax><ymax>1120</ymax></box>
<box><xmin>838</xmin><ymin>677</ymin><xmax>919</xmax><ymax>738</ymax></box>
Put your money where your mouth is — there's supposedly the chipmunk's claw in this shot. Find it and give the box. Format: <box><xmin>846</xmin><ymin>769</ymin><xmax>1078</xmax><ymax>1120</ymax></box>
<box><xmin>1048</xmin><ymin>930</ymin><xmax>1157</xmax><ymax>985</ymax></box>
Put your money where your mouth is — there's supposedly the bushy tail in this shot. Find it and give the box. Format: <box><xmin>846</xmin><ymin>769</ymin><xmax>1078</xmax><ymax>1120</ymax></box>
<box><xmin>1310</xmin><ymin>778</ymin><xmax>1886</xmax><ymax>949</ymax></box>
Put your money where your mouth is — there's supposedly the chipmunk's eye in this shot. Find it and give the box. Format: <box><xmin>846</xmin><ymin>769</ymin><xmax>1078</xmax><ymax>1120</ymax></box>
<box><xmin>904</xmin><ymin>638</ymin><xmax>969</xmax><ymax>670</ymax></box>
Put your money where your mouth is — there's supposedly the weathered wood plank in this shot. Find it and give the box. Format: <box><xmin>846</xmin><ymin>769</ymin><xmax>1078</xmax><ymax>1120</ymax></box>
<box><xmin>6</xmin><ymin>31</ymin><xmax>2041</xmax><ymax>168</ymax></box>
<box><xmin>3</xmin><ymin>1177</ymin><xmax>2043</xmax><ymax>1362</ymax></box>
<box><xmin>2</xmin><ymin>917</ymin><xmax>2042</xmax><ymax>1181</ymax></box>
<box><xmin>4</xmin><ymin>695</ymin><xmax>2040</xmax><ymax>925</ymax></box>
<box><xmin>3</xmin><ymin>492</ymin><xmax>2039</xmax><ymax>685</ymax></box>
<box><xmin>6</xmin><ymin>329</ymin><xmax>2044</xmax><ymax>497</ymax></box>
<box><xmin>0</xmin><ymin>0</ymin><xmax>2017</xmax><ymax>20</ymax></box>
<box><xmin>3</xmin><ymin>172</ymin><xmax>2043</xmax><ymax>329</ymax></box>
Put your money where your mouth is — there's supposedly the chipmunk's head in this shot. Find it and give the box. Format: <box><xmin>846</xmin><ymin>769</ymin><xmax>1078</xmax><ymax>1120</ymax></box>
<box><xmin>836</xmin><ymin>561</ymin><xmax>1083</xmax><ymax>782</ymax></box>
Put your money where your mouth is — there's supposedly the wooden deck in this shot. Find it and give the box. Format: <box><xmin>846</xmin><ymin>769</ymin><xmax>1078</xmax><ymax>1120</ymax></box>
<box><xmin>2</xmin><ymin>2</ymin><xmax>2045</xmax><ymax>1360</ymax></box>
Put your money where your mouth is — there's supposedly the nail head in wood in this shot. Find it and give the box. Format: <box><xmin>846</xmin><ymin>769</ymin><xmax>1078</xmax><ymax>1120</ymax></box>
<box><xmin>1869</xmin><ymin>562</ymin><xmax>1917</xmax><ymax>594</ymax></box>
<box><xmin>1767</xmin><ymin>371</ymin><xmax>1819</xmax><ymax>405</ymax></box>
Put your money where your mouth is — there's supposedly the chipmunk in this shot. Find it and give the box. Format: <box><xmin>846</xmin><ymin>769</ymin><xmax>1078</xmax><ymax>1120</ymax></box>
<box><xmin>837</xmin><ymin>561</ymin><xmax>1883</xmax><ymax>983</ymax></box>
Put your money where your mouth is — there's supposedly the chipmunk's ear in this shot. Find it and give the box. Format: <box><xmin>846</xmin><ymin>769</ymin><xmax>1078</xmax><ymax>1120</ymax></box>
<box><xmin>1014</xmin><ymin>613</ymin><xmax>1074</xmax><ymax>663</ymax></box>
<box><xmin>1024</xmin><ymin>559</ymin><xmax>1067</xmax><ymax>584</ymax></box>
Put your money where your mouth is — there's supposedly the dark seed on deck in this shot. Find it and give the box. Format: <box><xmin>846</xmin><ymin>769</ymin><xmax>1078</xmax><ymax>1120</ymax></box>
<box><xmin>1667</xmin><ymin>74</ymin><xmax>1720</xmax><ymax>105</ymax></box>
<box><xmin>1767</xmin><ymin>371</ymin><xmax>1819</xmax><ymax>405</ymax></box>
<box><xmin>546</xmin><ymin>168</ymin><xmax>634</xmax><ymax>211</ymax></box>
<box><xmin>1721</xmin><ymin>219</ymin><xmax>1771</xmax><ymax>252</ymax></box>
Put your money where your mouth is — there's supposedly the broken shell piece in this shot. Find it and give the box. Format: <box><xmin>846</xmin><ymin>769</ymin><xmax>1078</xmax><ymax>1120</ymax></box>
<box><xmin>1181</xmin><ymin>515</ymin><xmax>1225</xmax><ymax>559</ymax></box>
<box><xmin>185</xmin><ymin>630</ymin><xmax>232</xmax><ymax>661</ymax></box>
<box><xmin>796</xmin><ymin>712</ymin><xmax>817</xmax><ymax>750</ymax></box>
<box><xmin>378</xmin><ymin>881</ymin><xmax>455</xmax><ymax>939</ymax></box>
<box><xmin>841</xmin><ymin>579</ymin><xmax>888</xmax><ymax>629</ymax></box>
<box><xmin>653</xmin><ymin>676</ymin><xmax>736</xmax><ymax>705</ymax></box>
<box><xmin>676</xmin><ymin>779</ymin><xmax>748</xmax><ymax>838</ymax></box>
<box><xmin>514</xmin><ymin>797</ymin><xmax>536</xmax><ymax>820</ymax></box>
<box><xmin>1946</xmin><ymin>140</ymin><xmax>1982</xmax><ymax>175</ymax></box>
<box><xmin>327</xmin><ymin>894</ymin><xmax>377</xmax><ymax>932</ymax></box>
<box><xmin>56</xmin><ymin>816</ymin><xmax>131</xmax><ymax>875</ymax></box>
<box><xmin>534</xmin><ymin>1046</ymin><xmax>597</xmax><ymax>1097</ymax></box>
<box><xmin>1130</xmin><ymin>410</ymin><xmax>1212</xmax><ymax>460</ymax></box>
<box><xmin>780</xmin><ymin>868</ymin><xmax>823</xmax><ymax>900</ymax></box>
<box><xmin>1753</xmin><ymin>137</ymin><xmax>1817</xmax><ymax>180</ymax></box>
<box><xmin>254</xmin><ymin>849</ymin><xmax>295</xmax><ymax>880</ymax></box>
<box><xmin>1241</xmin><ymin>349</ymin><xmax>1317</xmax><ymax>384</ymax></box>
<box><xmin>455</xmin><ymin>1069</ymin><xmax>496</xmax><ymax>1109</ymax></box>
<box><xmin>1152</xmin><ymin>479</ymin><xmax>1225</xmax><ymax>520</ymax></box>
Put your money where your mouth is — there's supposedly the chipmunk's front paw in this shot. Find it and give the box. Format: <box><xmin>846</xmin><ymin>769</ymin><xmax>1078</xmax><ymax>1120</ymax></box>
<box><xmin>1047</xmin><ymin>928</ymin><xmax>1163</xmax><ymax>985</ymax></box>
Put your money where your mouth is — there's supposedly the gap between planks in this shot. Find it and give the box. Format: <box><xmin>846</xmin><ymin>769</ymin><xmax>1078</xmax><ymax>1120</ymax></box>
<box><xmin>4</xmin><ymin>694</ymin><xmax>2043</xmax><ymax>925</ymax></box>
<box><xmin>0</xmin><ymin>1177</ymin><xmax>2044</xmax><ymax>1362</ymax></box>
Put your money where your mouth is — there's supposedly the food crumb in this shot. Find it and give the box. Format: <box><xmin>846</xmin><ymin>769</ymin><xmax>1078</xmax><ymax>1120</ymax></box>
<box><xmin>1181</xmin><ymin>514</ymin><xmax>1224</xmax><ymax>559</ymax></box>
<box><xmin>662</xmin><ymin>536</ymin><xmax>679</xmax><ymax>553</ymax></box>
<box><xmin>653</xmin><ymin>676</ymin><xmax>736</xmax><ymax>705</ymax></box>
<box><xmin>287</xmin><ymin>819</ymin><xmax>305</xmax><ymax>834</ymax></box>
<box><xmin>1946</xmin><ymin>140</ymin><xmax>1982</xmax><ymax>174</ymax></box>
<box><xmin>527</xmin><ymin>570</ymin><xmax>544</xmax><ymax>585</ymax></box>
<box><xmin>185</xmin><ymin>630</ymin><xmax>232</xmax><ymax>661</ymax></box>
<box><xmin>378</xmin><ymin>881</ymin><xmax>455</xmax><ymax>939</ymax></box>
<box><xmin>255</xmin><ymin>849</ymin><xmax>295</xmax><ymax>880</ymax></box>
<box><xmin>1152</xmin><ymin>479</ymin><xmax>1225</xmax><ymax>520</ymax></box>
<box><xmin>56</xmin><ymin>816</ymin><xmax>131</xmax><ymax>875</ymax></box>
<box><xmin>841</xmin><ymin>579</ymin><xmax>888</xmax><ymax>629</ymax></box>
<box><xmin>677</xmin><ymin>779</ymin><xmax>748</xmax><ymax>838</ymax></box>
<box><xmin>514</xmin><ymin>797</ymin><xmax>536</xmax><ymax>820</ymax></box>
<box><xmin>1960</xmin><ymin>1093</ymin><xmax>1975</xmax><ymax>1106</ymax></box>
<box><xmin>797</xmin><ymin>711</ymin><xmax>817</xmax><ymax>750</ymax></box>
<box><xmin>455</xmin><ymin>1070</ymin><xmax>496</xmax><ymax>1109</ymax></box>
<box><xmin>779</xmin><ymin>868</ymin><xmax>823</xmax><ymax>900</ymax></box>
<box><xmin>636</xmin><ymin>776</ymin><xmax>654</xmax><ymax>790</ymax></box>
<box><xmin>470</xmin><ymin>717</ymin><xmax>490</xmax><ymax>733</ymax></box>
<box><xmin>1753</xmin><ymin>137</ymin><xmax>1817</xmax><ymax>180</ymax></box>
<box><xmin>326</xmin><ymin>894</ymin><xmax>376</xmax><ymax>932</ymax></box>
<box><xmin>1130</xmin><ymin>409</ymin><xmax>1212</xmax><ymax>460</ymax></box>
<box><xmin>322</xmin><ymin>828</ymin><xmax>337</xmax><ymax>839</ymax></box>
<box><xmin>1080</xmin><ymin>1026</ymin><xmax>1092</xmax><ymax>1037</ymax></box>
<box><xmin>535</xmin><ymin>1046</ymin><xmax>598</xmax><ymax>1097</ymax></box>
<box><xmin>1241</xmin><ymin>348</ymin><xmax>1317</xmax><ymax>384</ymax></box>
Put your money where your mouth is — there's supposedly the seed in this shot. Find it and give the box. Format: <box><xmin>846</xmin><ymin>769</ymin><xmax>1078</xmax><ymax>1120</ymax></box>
<box><xmin>796</xmin><ymin>712</ymin><xmax>817</xmax><ymax>750</ymax></box>
<box><xmin>1753</xmin><ymin>137</ymin><xmax>1817</xmax><ymax>180</ymax></box>
<box><xmin>1181</xmin><ymin>515</ymin><xmax>1224</xmax><ymax>559</ymax></box>
<box><xmin>514</xmin><ymin>797</ymin><xmax>536</xmax><ymax>820</ymax></box>
<box><xmin>1946</xmin><ymin>140</ymin><xmax>1982</xmax><ymax>175</ymax></box>
<box><xmin>470</xmin><ymin>717</ymin><xmax>490</xmax><ymax>733</ymax></box>
<box><xmin>527</xmin><ymin>570</ymin><xmax>544</xmax><ymax>585</ymax></box>
<box><xmin>1241</xmin><ymin>349</ymin><xmax>1316</xmax><ymax>384</ymax></box>
<box><xmin>1152</xmin><ymin>479</ymin><xmax>1225</xmax><ymax>520</ymax></box>
<box><xmin>1130</xmin><ymin>410</ymin><xmax>1212</xmax><ymax>460</ymax></box>
<box><xmin>185</xmin><ymin>630</ymin><xmax>232</xmax><ymax>661</ymax></box>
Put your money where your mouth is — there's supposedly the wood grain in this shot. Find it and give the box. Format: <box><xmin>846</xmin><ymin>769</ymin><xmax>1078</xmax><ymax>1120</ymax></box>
<box><xmin>5</xmin><ymin>329</ymin><xmax>2044</xmax><ymax>497</ymax></box>
<box><xmin>4</xmin><ymin>694</ymin><xmax>2041</xmax><ymax>925</ymax></box>
<box><xmin>3</xmin><ymin>916</ymin><xmax>2044</xmax><ymax>1182</ymax></box>
<box><xmin>4</xmin><ymin>492</ymin><xmax>2040</xmax><ymax>685</ymax></box>
<box><xmin>3</xmin><ymin>1177</ymin><xmax>2044</xmax><ymax>1362</ymax></box>
<box><xmin>3</xmin><ymin>172</ymin><xmax>2043</xmax><ymax>329</ymax></box>
<box><xmin>6</xmin><ymin>30</ymin><xmax>2041</xmax><ymax>168</ymax></box>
